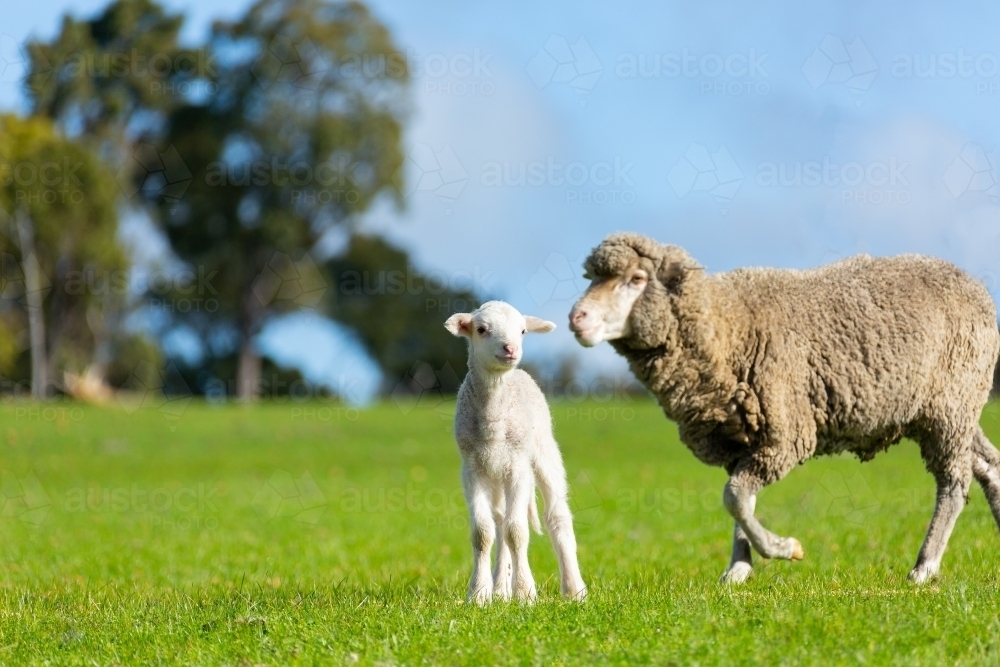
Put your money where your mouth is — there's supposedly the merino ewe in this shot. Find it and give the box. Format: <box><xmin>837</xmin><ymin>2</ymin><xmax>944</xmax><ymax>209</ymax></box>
<box><xmin>569</xmin><ymin>232</ymin><xmax>1000</xmax><ymax>584</ymax></box>
<box><xmin>446</xmin><ymin>301</ymin><xmax>587</xmax><ymax>603</ymax></box>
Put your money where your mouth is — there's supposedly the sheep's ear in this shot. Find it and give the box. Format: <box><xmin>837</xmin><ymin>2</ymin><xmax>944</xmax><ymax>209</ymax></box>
<box><xmin>524</xmin><ymin>316</ymin><xmax>556</xmax><ymax>333</ymax></box>
<box><xmin>444</xmin><ymin>313</ymin><xmax>474</xmax><ymax>337</ymax></box>
<box><xmin>657</xmin><ymin>255</ymin><xmax>701</xmax><ymax>293</ymax></box>
<box><xmin>658</xmin><ymin>261</ymin><xmax>688</xmax><ymax>292</ymax></box>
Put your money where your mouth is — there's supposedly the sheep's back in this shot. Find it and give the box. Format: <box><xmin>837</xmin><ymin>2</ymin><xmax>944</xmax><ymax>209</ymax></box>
<box><xmin>722</xmin><ymin>254</ymin><xmax>999</xmax><ymax>443</ymax></box>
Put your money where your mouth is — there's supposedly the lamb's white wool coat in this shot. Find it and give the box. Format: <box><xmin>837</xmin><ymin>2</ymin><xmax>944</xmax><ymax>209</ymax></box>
<box><xmin>446</xmin><ymin>301</ymin><xmax>586</xmax><ymax>604</ymax></box>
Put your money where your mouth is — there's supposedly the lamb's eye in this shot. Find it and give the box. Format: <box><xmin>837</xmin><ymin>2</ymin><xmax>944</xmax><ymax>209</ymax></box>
<box><xmin>631</xmin><ymin>274</ymin><xmax>646</xmax><ymax>284</ymax></box>
<box><xmin>522</xmin><ymin>329</ymin><xmax>526</xmax><ymax>334</ymax></box>
<box><xmin>477</xmin><ymin>326</ymin><xmax>486</xmax><ymax>335</ymax></box>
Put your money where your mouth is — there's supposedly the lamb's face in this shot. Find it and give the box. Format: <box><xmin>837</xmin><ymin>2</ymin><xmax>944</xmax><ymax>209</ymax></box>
<box><xmin>568</xmin><ymin>263</ymin><xmax>649</xmax><ymax>347</ymax></box>
<box><xmin>445</xmin><ymin>301</ymin><xmax>556</xmax><ymax>374</ymax></box>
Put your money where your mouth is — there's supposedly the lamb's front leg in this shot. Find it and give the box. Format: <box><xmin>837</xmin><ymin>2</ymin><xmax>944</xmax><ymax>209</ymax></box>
<box><xmin>491</xmin><ymin>487</ymin><xmax>512</xmax><ymax>600</ymax></box>
<box><xmin>505</xmin><ymin>469</ymin><xmax>537</xmax><ymax>602</ymax></box>
<box><xmin>462</xmin><ymin>465</ymin><xmax>495</xmax><ymax>604</ymax></box>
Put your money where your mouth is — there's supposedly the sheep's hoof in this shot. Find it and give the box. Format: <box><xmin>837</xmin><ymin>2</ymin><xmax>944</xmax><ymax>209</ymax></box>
<box><xmin>789</xmin><ymin>538</ymin><xmax>805</xmax><ymax>561</ymax></box>
<box><xmin>907</xmin><ymin>565</ymin><xmax>938</xmax><ymax>585</ymax></box>
<box><xmin>719</xmin><ymin>561</ymin><xmax>753</xmax><ymax>584</ymax></box>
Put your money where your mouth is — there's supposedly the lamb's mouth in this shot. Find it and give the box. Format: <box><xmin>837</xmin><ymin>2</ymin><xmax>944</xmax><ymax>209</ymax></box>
<box><xmin>495</xmin><ymin>354</ymin><xmax>519</xmax><ymax>365</ymax></box>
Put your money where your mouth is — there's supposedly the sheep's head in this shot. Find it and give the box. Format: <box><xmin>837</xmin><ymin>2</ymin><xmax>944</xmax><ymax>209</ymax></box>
<box><xmin>569</xmin><ymin>233</ymin><xmax>702</xmax><ymax>349</ymax></box>
<box><xmin>445</xmin><ymin>301</ymin><xmax>556</xmax><ymax>374</ymax></box>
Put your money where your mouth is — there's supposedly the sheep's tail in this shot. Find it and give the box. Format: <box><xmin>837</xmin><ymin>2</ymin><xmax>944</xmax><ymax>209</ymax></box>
<box><xmin>529</xmin><ymin>491</ymin><xmax>543</xmax><ymax>535</ymax></box>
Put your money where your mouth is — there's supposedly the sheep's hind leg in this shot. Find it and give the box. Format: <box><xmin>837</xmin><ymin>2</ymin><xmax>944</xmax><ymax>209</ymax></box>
<box><xmin>972</xmin><ymin>427</ymin><xmax>1000</xmax><ymax>533</ymax></box>
<box><xmin>719</xmin><ymin>520</ymin><xmax>754</xmax><ymax>584</ymax></box>
<box><xmin>722</xmin><ymin>466</ymin><xmax>804</xmax><ymax>568</ymax></box>
<box><xmin>909</xmin><ymin>430</ymin><xmax>974</xmax><ymax>584</ymax></box>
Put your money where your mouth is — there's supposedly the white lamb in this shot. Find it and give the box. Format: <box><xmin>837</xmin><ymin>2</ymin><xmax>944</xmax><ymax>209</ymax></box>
<box><xmin>445</xmin><ymin>301</ymin><xmax>587</xmax><ymax>604</ymax></box>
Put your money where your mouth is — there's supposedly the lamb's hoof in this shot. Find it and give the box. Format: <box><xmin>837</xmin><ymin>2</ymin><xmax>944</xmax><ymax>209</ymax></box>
<box><xmin>719</xmin><ymin>561</ymin><xmax>753</xmax><ymax>584</ymax></box>
<box><xmin>493</xmin><ymin>581</ymin><xmax>512</xmax><ymax>601</ymax></box>
<box><xmin>907</xmin><ymin>565</ymin><xmax>938</xmax><ymax>585</ymax></box>
<box><xmin>468</xmin><ymin>587</ymin><xmax>493</xmax><ymax>605</ymax></box>
<box><xmin>513</xmin><ymin>587</ymin><xmax>538</xmax><ymax>604</ymax></box>
<box><xmin>789</xmin><ymin>538</ymin><xmax>805</xmax><ymax>561</ymax></box>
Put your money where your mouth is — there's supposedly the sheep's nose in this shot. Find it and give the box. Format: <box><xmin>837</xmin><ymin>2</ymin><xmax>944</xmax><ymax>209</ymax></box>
<box><xmin>503</xmin><ymin>344</ymin><xmax>516</xmax><ymax>356</ymax></box>
<box><xmin>570</xmin><ymin>307</ymin><xmax>587</xmax><ymax>329</ymax></box>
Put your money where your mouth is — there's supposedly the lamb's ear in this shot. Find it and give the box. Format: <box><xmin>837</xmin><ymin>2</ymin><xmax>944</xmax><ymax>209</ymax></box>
<box><xmin>524</xmin><ymin>316</ymin><xmax>556</xmax><ymax>333</ymax></box>
<box><xmin>444</xmin><ymin>313</ymin><xmax>474</xmax><ymax>337</ymax></box>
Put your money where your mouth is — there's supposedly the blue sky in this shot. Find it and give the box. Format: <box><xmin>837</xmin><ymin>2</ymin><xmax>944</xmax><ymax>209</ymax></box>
<box><xmin>3</xmin><ymin>0</ymin><xmax>1000</xmax><ymax>399</ymax></box>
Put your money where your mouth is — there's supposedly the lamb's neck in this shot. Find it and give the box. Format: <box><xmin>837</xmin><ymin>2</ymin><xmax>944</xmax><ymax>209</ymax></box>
<box><xmin>464</xmin><ymin>366</ymin><xmax>513</xmax><ymax>411</ymax></box>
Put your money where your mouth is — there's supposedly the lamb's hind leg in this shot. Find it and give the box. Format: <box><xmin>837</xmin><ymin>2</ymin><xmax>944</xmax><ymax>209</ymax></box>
<box><xmin>972</xmin><ymin>427</ymin><xmax>1000</xmax><ymax>532</ymax></box>
<box><xmin>722</xmin><ymin>455</ymin><xmax>804</xmax><ymax>573</ymax></box>
<box><xmin>534</xmin><ymin>445</ymin><xmax>586</xmax><ymax>600</ymax></box>
<box><xmin>909</xmin><ymin>431</ymin><xmax>973</xmax><ymax>584</ymax></box>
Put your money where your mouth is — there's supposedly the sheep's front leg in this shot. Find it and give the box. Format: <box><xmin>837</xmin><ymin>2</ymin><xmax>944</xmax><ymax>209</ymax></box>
<box><xmin>722</xmin><ymin>470</ymin><xmax>804</xmax><ymax>566</ymax></box>
<box><xmin>719</xmin><ymin>520</ymin><xmax>754</xmax><ymax>584</ymax></box>
<box><xmin>491</xmin><ymin>487</ymin><xmax>513</xmax><ymax>600</ymax></box>
<box><xmin>462</xmin><ymin>465</ymin><xmax>495</xmax><ymax>604</ymax></box>
<box><xmin>505</xmin><ymin>469</ymin><xmax>537</xmax><ymax>602</ymax></box>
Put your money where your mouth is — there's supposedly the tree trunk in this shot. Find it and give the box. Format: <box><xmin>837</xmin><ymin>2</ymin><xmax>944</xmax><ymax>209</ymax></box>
<box><xmin>15</xmin><ymin>208</ymin><xmax>48</xmax><ymax>398</ymax></box>
<box><xmin>236</xmin><ymin>337</ymin><xmax>262</xmax><ymax>401</ymax></box>
<box><xmin>235</xmin><ymin>286</ymin><xmax>264</xmax><ymax>401</ymax></box>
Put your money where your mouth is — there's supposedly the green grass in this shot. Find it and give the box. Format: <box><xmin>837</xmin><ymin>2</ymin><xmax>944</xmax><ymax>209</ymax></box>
<box><xmin>1</xmin><ymin>396</ymin><xmax>1000</xmax><ymax>665</ymax></box>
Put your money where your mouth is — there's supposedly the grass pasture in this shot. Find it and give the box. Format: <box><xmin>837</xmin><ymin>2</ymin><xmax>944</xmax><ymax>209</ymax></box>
<box><xmin>1</xmin><ymin>397</ymin><xmax>1000</xmax><ymax>664</ymax></box>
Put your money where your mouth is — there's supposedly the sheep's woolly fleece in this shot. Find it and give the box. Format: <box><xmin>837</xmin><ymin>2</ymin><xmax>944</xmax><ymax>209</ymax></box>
<box><xmin>583</xmin><ymin>232</ymin><xmax>1000</xmax><ymax>484</ymax></box>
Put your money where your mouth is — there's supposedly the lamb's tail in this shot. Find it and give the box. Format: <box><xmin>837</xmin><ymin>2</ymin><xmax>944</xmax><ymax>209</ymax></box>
<box><xmin>529</xmin><ymin>491</ymin><xmax>543</xmax><ymax>535</ymax></box>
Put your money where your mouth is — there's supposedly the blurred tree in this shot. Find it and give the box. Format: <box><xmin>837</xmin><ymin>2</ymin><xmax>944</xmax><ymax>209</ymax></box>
<box><xmin>124</xmin><ymin>0</ymin><xmax>409</xmax><ymax>399</ymax></box>
<box><xmin>25</xmin><ymin>0</ymin><xmax>191</xmax><ymax>156</ymax></box>
<box><xmin>0</xmin><ymin>114</ymin><xmax>131</xmax><ymax>395</ymax></box>
<box><xmin>326</xmin><ymin>234</ymin><xmax>478</xmax><ymax>394</ymax></box>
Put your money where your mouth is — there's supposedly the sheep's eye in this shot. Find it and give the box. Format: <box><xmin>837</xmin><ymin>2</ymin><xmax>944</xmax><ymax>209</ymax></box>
<box><xmin>476</xmin><ymin>326</ymin><xmax>486</xmax><ymax>335</ymax></box>
<box><xmin>522</xmin><ymin>329</ymin><xmax>526</xmax><ymax>334</ymax></box>
<box><xmin>631</xmin><ymin>274</ymin><xmax>646</xmax><ymax>285</ymax></box>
